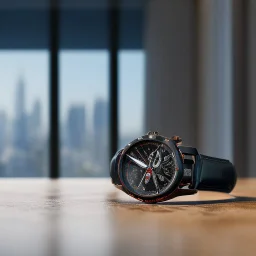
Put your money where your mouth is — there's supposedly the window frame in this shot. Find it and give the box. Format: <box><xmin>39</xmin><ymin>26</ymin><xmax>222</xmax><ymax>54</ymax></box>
<box><xmin>0</xmin><ymin>1</ymin><xmax>144</xmax><ymax>177</ymax></box>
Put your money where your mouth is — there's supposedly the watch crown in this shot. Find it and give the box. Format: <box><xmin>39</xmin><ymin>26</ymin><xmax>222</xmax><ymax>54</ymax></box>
<box><xmin>147</xmin><ymin>131</ymin><xmax>159</xmax><ymax>136</ymax></box>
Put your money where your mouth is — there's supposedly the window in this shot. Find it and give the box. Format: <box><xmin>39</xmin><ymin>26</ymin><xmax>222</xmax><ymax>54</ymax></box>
<box><xmin>60</xmin><ymin>51</ymin><xmax>109</xmax><ymax>177</ymax></box>
<box><xmin>0</xmin><ymin>51</ymin><xmax>49</xmax><ymax>177</ymax></box>
<box><xmin>118</xmin><ymin>50</ymin><xmax>145</xmax><ymax>148</ymax></box>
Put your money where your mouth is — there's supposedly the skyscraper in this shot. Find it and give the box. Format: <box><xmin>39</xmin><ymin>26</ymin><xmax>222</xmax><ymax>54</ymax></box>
<box><xmin>13</xmin><ymin>77</ymin><xmax>28</xmax><ymax>150</ymax></box>
<box><xmin>31</xmin><ymin>100</ymin><xmax>42</xmax><ymax>130</ymax></box>
<box><xmin>0</xmin><ymin>111</ymin><xmax>7</xmax><ymax>155</ymax></box>
<box><xmin>93</xmin><ymin>99</ymin><xmax>108</xmax><ymax>176</ymax></box>
<box><xmin>28</xmin><ymin>99</ymin><xmax>42</xmax><ymax>144</ymax></box>
<box><xmin>67</xmin><ymin>105</ymin><xmax>86</xmax><ymax>150</ymax></box>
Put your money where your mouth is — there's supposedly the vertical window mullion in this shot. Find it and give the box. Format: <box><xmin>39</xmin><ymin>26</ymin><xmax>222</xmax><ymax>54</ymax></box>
<box><xmin>49</xmin><ymin>0</ymin><xmax>60</xmax><ymax>178</ymax></box>
<box><xmin>109</xmin><ymin>0</ymin><xmax>119</xmax><ymax>160</ymax></box>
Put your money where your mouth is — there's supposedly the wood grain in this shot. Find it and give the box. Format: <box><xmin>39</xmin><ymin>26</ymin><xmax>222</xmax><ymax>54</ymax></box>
<box><xmin>0</xmin><ymin>178</ymin><xmax>255</xmax><ymax>256</ymax></box>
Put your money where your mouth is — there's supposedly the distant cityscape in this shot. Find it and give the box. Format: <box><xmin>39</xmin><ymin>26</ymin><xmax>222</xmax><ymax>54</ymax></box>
<box><xmin>0</xmin><ymin>77</ymin><xmax>48</xmax><ymax>177</ymax></box>
<box><xmin>61</xmin><ymin>96</ymin><xmax>109</xmax><ymax>177</ymax></box>
<box><xmin>0</xmin><ymin>77</ymin><xmax>111</xmax><ymax>177</ymax></box>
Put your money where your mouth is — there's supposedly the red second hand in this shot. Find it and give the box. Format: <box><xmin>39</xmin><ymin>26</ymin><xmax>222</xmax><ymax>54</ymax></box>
<box><xmin>145</xmin><ymin>168</ymin><xmax>153</xmax><ymax>184</ymax></box>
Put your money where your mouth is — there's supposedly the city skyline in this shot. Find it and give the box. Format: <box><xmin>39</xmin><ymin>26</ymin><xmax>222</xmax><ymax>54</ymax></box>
<box><xmin>0</xmin><ymin>75</ymin><xmax>110</xmax><ymax>146</ymax></box>
<box><xmin>0</xmin><ymin>75</ymin><xmax>111</xmax><ymax>177</ymax></box>
<box><xmin>0</xmin><ymin>77</ymin><xmax>48</xmax><ymax>177</ymax></box>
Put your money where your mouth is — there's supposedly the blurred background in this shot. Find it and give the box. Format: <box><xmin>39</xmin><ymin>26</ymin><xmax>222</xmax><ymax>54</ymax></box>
<box><xmin>0</xmin><ymin>0</ymin><xmax>254</xmax><ymax>178</ymax></box>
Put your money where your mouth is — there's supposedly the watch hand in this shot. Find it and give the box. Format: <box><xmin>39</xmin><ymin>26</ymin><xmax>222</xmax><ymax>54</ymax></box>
<box><xmin>148</xmin><ymin>145</ymin><xmax>161</xmax><ymax>167</ymax></box>
<box><xmin>152</xmin><ymin>171</ymin><xmax>160</xmax><ymax>194</ymax></box>
<box><xmin>138</xmin><ymin>172</ymin><xmax>147</xmax><ymax>188</ymax></box>
<box><xmin>144</xmin><ymin>168</ymin><xmax>153</xmax><ymax>184</ymax></box>
<box><xmin>138</xmin><ymin>168</ymin><xmax>152</xmax><ymax>188</ymax></box>
<box><xmin>152</xmin><ymin>151</ymin><xmax>161</xmax><ymax>168</ymax></box>
<box><xmin>127</xmin><ymin>155</ymin><xmax>147</xmax><ymax>169</ymax></box>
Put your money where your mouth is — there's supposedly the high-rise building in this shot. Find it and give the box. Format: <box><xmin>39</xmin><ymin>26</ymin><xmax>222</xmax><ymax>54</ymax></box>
<box><xmin>67</xmin><ymin>105</ymin><xmax>86</xmax><ymax>150</ymax></box>
<box><xmin>13</xmin><ymin>77</ymin><xmax>28</xmax><ymax>150</ymax></box>
<box><xmin>28</xmin><ymin>99</ymin><xmax>42</xmax><ymax>144</ymax></box>
<box><xmin>0</xmin><ymin>111</ymin><xmax>7</xmax><ymax>155</ymax></box>
<box><xmin>93</xmin><ymin>99</ymin><xmax>108</xmax><ymax>176</ymax></box>
<box><xmin>31</xmin><ymin>100</ymin><xmax>42</xmax><ymax>131</ymax></box>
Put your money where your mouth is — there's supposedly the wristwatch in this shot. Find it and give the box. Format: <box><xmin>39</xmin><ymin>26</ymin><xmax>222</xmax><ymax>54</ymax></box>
<box><xmin>110</xmin><ymin>131</ymin><xmax>237</xmax><ymax>203</ymax></box>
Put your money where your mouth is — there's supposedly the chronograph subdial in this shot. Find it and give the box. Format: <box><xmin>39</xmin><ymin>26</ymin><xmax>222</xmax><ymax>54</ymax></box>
<box><xmin>122</xmin><ymin>140</ymin><xmax>177</xmax><ymax>197</ymax></box>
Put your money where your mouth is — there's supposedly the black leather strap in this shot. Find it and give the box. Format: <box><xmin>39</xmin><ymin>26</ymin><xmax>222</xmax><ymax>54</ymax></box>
<box><xmin>110</xmin><ymin>149</ymin><xmax>123</xmax><ymax>186</ymax></box>
<box><xmin>195</xmin><ymin>154</ymin><xmax>237</xmax><ymax>193</ymax></box>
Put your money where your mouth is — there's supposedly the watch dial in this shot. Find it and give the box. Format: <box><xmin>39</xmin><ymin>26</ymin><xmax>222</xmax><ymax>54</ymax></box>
<box><xmin>121</xmin><ymin>140</ymin><xmax>177</xmax><ymax>197</ymax></box>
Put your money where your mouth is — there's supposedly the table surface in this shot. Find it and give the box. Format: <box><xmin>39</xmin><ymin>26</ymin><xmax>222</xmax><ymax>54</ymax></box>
<box><xmin>0</xmin><ymin>178</ymin><xmax>256</xmax><ymax>256</ymax></box>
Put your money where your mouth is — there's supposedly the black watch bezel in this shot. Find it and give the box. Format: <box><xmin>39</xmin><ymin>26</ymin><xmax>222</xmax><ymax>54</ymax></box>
<box><xmin>118</xmin><ymin>134</ymin><xmax>184</xmax><ymax>203</ymax></box>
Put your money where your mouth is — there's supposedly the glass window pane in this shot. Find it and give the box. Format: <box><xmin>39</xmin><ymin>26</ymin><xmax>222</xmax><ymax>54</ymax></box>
<box><xmin>118</xmin><ymin>50</ymin><xmax>145</xmax><ymax>148</ymax></box>
<box><xmin>0</xmin><ymin>51</ymin><xmax>49</xmax><ymax>177</ymax></box>
<box><xmin>60</xmin><ymin>50</ymin><xmax>109</xmax><ymax>177</ymax></box>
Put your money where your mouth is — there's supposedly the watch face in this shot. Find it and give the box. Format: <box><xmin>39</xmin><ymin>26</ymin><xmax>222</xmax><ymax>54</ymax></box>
<box><xmin>121</xmin><ymin>140</ymin><xmax>178</xmax><ymax>198</ymax></box>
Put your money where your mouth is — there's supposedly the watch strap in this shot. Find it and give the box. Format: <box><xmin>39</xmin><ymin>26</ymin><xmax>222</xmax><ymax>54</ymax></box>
<box><xmin>110</xmin><ymin>149</ymin><xmax>123</xmax><ymax>186</ymax></box>
<box><xmin>195</xmin><ymin>154</ymin><xmax>237</xmax><ymax>193</ymax></box>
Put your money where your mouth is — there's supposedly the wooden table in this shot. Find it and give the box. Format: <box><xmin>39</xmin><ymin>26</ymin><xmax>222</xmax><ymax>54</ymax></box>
<box><xmin>0</xmin><ymin>178</ymin><xmax>256</xmax><ymax>256</ymax></box>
